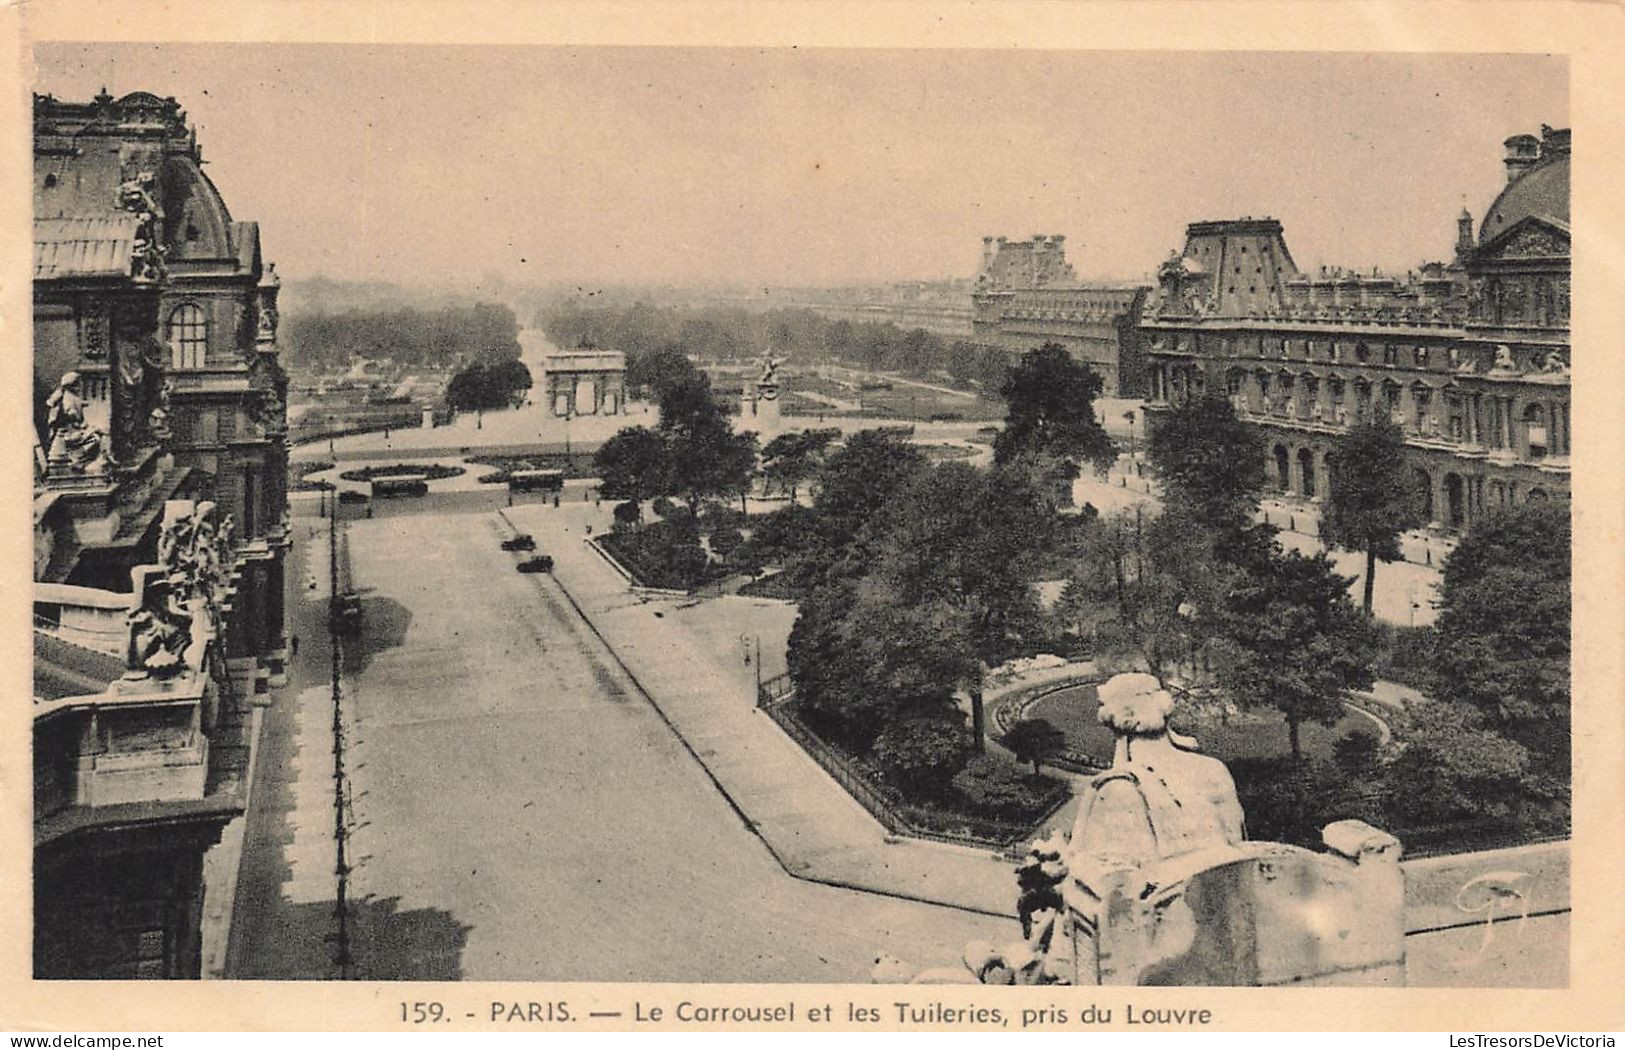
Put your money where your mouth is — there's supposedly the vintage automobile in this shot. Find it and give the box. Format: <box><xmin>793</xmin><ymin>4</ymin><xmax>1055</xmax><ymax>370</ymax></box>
<box><xmin>516</xmin><ymin>555</ymin><xmax>555</xmax><ymax>573</ymax></box>
<box><xmin>337</xmin><ymin>489</ymin><xmax>370</xmax><ymax>504</ymax></box>
<box><xmin>330</xmin><ymin>592</ymin><xmax>363</xmax><ymax>634</ymax></box>
<box><xmin>500</xmin><ymin>534</ymin><xmax>537</xmax><ymax>552</ymax></box>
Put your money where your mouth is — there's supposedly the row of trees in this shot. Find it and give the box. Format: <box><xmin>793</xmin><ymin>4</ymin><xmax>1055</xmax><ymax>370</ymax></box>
<box><xmin>541</xmin><ymin>300</ymin><xmax>1013</xmax><ymax>396</ymax></box>
<box><xmin>778</xmin><ymin>346</ymin><xmax>1125</xmax><ymax>807</ymax></box>
<box><xmin>282</xmin><ymin>302</ymin><xmax>523</xmax><ymax>372</ymax></box>
<box><xmin>1100</xmin><ymin>390</ymin><xmax>1570</xmax><ymax>840</ymax></box>
<box><xmin>765</xmin><ymin>339</ymin><xmax>1569</xmax><ymax>844</ymax></box>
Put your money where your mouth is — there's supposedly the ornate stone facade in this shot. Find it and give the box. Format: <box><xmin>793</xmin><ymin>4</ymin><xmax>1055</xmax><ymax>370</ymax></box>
<box><xmin>1139</xmin><ymin>128</ymin><xmax>1571</xmax><ymax>530</ymax></box>
<box><xmin>972</xmin><ymin>235</ymin><xmax>1150</xmax><ymax>396</ymax></box>
<box><xmin>32</xmin><ymin>90</ymin><xmax>288</xmax><ymax>978</ymax></box>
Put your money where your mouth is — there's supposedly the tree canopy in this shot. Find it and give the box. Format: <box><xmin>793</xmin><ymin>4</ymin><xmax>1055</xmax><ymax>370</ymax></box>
<box><xmin>593</xmin><ymin>426</ymin><xmax>670</xmax><ymax>512</ymax></box>
<box><xmin>1147</xmin><ymin>394</ymin><xmax>1266</xmax><ymax>532</ymax></box>
<box><xmin>993</xmin><ymin>342</ymin><xmax>1115</xmax><ymax>477</ymax></box>
<box><xmin>445</xmin><ymin>356</ymin><xmax>533</xmax><ymax>411</ymax></box>
<box><xmin>760</xmin><ymin>428</ymin><xmax>840</xmax><ymax>500</ymax></box>
<box><xmin>1213</xmin><ymin>547</ymin><xmax>1376</xmax><ymax>762</ymax></box>
<box><xmin>283</xmin><ymin>301</ymin><xmax>522</xmax><ymax>371</ymax></box>
<box><xmin>1320</xmin><ymin>417</ymin><xmax>1424</xmax><ymax>614</ymax></box>
<box><xmin>1430</xmin><ymin>499</ymin><xmax>1571</xmax><ymax>776</ymax></box>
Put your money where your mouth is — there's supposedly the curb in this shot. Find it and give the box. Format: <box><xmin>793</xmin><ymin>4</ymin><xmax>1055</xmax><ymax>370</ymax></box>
<box><xmin>505</xmin><ymin>509</ymin><xmax>1015</xmax><ymax>922</ymax></box>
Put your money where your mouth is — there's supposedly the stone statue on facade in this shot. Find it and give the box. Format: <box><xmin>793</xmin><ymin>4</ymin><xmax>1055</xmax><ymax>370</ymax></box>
<box><xmin>257</xmin><ymin>263</ymin><xmax>281</xmax><ymax>343</ymax></box>
<box><xmin>115</xmin><ymin>172</ymin><xmax>165</xmax><ymax>282</ymax></box>
<box><xmin>874</xmin><ymin>672</ymin><xmax>1406</xmax><ymax>987</ymax></box>
<box><xmin>128</xmin><ymin>501</ymin><xmax>235</xmax><ymax>681</ymax></box>
<box><xmin>1492</xmin><ymin>344</ymin><xmax>1519</xmax><ymax>374</ymax></box>
<box><xmin>124</xmin><ymin>568</ymin><xmax>193</xmax><ymax>679</ymax></box>
<box><xmin>45</xmin><ymin>371</ymin><xmax>110</xmax><ymax>475</ymax></box>
<box><xmin>148</xmin><ymin>376</ymin><xmax>173</xmax><ymax>443</ymax></box>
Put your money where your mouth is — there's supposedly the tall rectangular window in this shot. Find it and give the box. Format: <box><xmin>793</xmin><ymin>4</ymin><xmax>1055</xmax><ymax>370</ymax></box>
<box><xmin>167</xmin><ymin>304</ymin><xmax>207</xmax><ymax>370</ymax></box>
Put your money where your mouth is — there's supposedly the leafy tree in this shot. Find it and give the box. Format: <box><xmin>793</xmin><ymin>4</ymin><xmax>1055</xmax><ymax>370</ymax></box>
<box><xmin>811</xmin><ymin>429</ymin><xmax>929</xmax><ymax>550</ymax></box>
<box><xmin>1003</xmin><ymin>719</ymin><xmax>1067</xmax><ymax>775</ymax></box>
<box><xmin>786</xmin><ymin>581</ymin><xmax>896</xmax><ymax>745</ymax></box>
<box><xmin>1147</xmin><ymin>394</ymin><xmax>1266</xmax><ymax>533</ymax></box>
<box><xmin>594</xmin><ymin>426</ymin><xmax>671</xmax><ymax>519</ymax></box>
<box><xmin>860</xmin><ymin>462</ymin><xmax>1056</xmax><ymax>750</ymax></box>
<box><xmin>993</xmin><ymin>342</ymin><xmax>1115</xmax><ymax>477</ymax></box>
<box><xmin>1430</xmin><ymin>500</ymin><xmax>1571</xmax><ymax>780</ymax></box>
<box><xmin>611</xmin><ymin>500</ymin><xmax>641</xmax><ymax>531</ymax></box>
<box><xmin>1061</xmin><ymin>503</ymin><xmax>1257</xmax><ymax>680</ymax></box>
<box><xmin>1321</xmin><ymin>418</ymin><xmax>1423</xmax><ymax>615</ymax></box>
<box><xmin>760</xmin><ymin>428</ymin><xmax>840</xmax><ymax>500</ymax></box>
<box><xmin>635</xmin><ymin>345</ymin><xmax>703</xmax><ymax>403</ymax></box>
<box><xmin>445</xmin><ymin>356</ymin><xmax>533</xmax><ymax>411</ymax></box>
<box><xmin>1213</xmin><ymin>547</ymin><xmax>1376</xmax><ymax>763</ymax></box>
<box><xmin>873</xmin><ymin>715</ymin><xmax>973</xmax><ymax>797</ymax></box>
<box><xmin>656</xmin><ymin>371</ymin><xmax>759</xmax><ymax>513</ymax></box>
<box><xmin>1383</xmin><ymin>698</ymin><xmax>1535</xmax><ymax>832</ymax></box>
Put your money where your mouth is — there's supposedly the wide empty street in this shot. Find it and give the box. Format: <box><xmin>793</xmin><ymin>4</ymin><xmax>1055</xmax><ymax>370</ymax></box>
<box><xmin>230</xmin><ymin>505</ymin><xmax>1005</xmax><ymax>981</ymax></box>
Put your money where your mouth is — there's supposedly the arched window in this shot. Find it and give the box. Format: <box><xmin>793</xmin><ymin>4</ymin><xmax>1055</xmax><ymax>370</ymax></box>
<box><xmin>168</xmin><ymin>304</ymin><xmax>207</xmax><ymax>370</ymax></box>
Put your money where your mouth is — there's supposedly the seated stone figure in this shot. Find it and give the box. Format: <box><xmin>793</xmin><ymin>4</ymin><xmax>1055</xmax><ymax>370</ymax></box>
<box><xmin>1071</xmin><ymin>671</ymin><xmax>1245</xmax><ymax>869</ymax></box>
<box><xmin>875</xmin><ymin>671</ymin><xmax>1404</xmax><ymax>987</ymax></box>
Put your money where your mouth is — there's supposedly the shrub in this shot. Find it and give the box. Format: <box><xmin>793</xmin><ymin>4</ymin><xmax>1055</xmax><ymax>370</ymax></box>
<box><xmin>708</xmin><ymin>523</ymin><xmax>744</xmax><ymax>560</ymax></box>
<box><xmin>872</xmin><ymin>715</ymin><xmax>973</xmax><ymax>798</ymax></box>
<box><xmin>1003</xmin><ymin>718</ymin><xmax>1067</xmax><ymax>774</ymax></box>
<box><xmin>599</xmin><ymin>519</ymin><xmax>720</xmax><ymax>589</ymax></box>
<box><xmin>1370</xmin><ymin>622</ymin><xmax>1436</xmax><ymax>692</ymax></box>
<box><xmin>612</xmin><ymin>500</ymin><xmax>641</xmax><ymax>531</ymax></box>
<box><xmin>338</xmin><ymin>462</ymin><xmax>464</xmax><ymax>483</ymax></box>
<box><xmin>952</xmin><ymin>754</ymin><xmax>1052</xmax><ymax>817</ymax></box>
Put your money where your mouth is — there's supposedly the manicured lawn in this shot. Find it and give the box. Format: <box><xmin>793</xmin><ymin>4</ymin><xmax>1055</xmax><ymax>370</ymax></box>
<box><xmin>1024</xmin><ymin>683</ymin><xmax>1379</xmax><ymax>765</ymax></box>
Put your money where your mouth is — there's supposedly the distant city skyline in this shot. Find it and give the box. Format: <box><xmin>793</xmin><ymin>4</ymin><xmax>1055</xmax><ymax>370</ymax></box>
<box><xmin>35</xmin><ymin>45</ymin><xmax>1567</xmax><ymax>290</ymax></box>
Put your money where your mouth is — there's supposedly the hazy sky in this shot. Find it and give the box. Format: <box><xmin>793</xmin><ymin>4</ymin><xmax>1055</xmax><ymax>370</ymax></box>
<box><xmin>34</xmin><ymin>45</ymin><xmax>1567</xmax><ymax>289</ymax></box>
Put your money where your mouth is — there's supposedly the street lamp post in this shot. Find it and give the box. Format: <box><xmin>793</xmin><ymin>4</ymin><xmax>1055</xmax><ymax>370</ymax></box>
<box><xmin>1124</xmin><ymin>410</ymin><xmax>1138</xmax><ymax>477</ymax></box>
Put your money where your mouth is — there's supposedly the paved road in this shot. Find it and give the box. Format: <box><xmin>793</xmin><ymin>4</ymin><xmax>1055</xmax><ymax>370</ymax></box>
<box><xmin>229</xmin><ymin>503</ymin><xmax>1006</xmax><ymax>981</ymax></box>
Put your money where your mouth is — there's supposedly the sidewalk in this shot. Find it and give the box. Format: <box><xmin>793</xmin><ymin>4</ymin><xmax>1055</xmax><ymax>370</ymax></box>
<box><xmin>503</xmin><ymin>502</ymin><xmax>1025</xmax><ymax>918</ymax></box>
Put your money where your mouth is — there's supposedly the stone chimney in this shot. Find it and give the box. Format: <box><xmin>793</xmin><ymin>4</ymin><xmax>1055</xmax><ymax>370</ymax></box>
<box><xmin>1456</xmin><ymin>208</ymin><xmax>1474</xmax><ymax>260</ymax></box>
<box><xmin>1541</xmin><ymin>124</ymin><xmax>1571</xmax><ymax>158</ymax></box>
<box><xmin>1503</xmin><ymin>133</ymin><xmax>1541</xmax><ymax>182</ymax></box>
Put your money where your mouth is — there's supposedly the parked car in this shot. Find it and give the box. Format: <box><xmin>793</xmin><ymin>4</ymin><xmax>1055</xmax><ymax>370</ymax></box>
<box><xmin>516</xmin><ymin>555</ymin><xmax>554</xmax><ymax>573</ymax></box>
<box><xmin>500</xmin><ymin>534</ymin><xmax>536</xmax><ymax>552</ymax></box>
<box><xmin>330</xmin><ymin>592</ymin><xmax>363</xmax><ymax>634</ymax></box>
<box><xmin>338</xmin><ymin>489</ymin><xmax>370</xmax><ymax>504</ymax></box>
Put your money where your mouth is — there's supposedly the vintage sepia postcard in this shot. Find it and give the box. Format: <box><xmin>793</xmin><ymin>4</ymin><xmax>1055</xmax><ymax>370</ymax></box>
<box><xmin>2</xmin><ymin>0</ymin><xmax>1622</xmax><ymax>1037</ymax></box>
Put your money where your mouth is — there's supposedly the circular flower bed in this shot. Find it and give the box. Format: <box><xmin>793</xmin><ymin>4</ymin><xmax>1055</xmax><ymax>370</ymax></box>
<box><xmin>1023</xmin><ymin>682</ymin><xmax>1382</xmax><ymax>767</ymax></box>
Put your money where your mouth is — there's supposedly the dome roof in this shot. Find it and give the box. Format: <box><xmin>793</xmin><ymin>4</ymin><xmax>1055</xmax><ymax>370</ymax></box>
<box><xmin>1479</xmin><ymin>151</ymin><xmax>1569</xmax><ymax>246</ymax></box>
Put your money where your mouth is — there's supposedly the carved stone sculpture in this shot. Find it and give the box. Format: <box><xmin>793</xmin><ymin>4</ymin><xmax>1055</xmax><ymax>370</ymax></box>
<box><xmin>45</xmin><ymin>371</ymin><xmax>110</xmax><ymax>474</ymax></box>
<box><xmin>875</xmin><ymin>672</ymin><xmax>1406</xmax><ymax>987</ymax></box>
<box><xmin>124</xmin><ymin>568</ymin><xmax>192</xmax><ymax>679</ymax></box>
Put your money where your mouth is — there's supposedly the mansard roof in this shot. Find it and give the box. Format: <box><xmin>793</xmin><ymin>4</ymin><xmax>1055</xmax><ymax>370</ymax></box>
<box><xmin>33</xmin><ymin>216</ymin><xmax>141</xmax><ymax>280</ymax></box>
